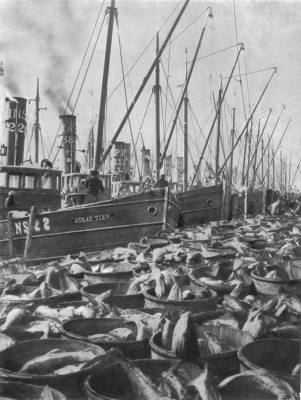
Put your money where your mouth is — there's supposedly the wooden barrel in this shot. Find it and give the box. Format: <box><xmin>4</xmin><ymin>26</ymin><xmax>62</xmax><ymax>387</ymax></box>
<box><xmin>251</xmin><ymin>271</ymin><xmax>301</xmax><ymax>296</ymax></box>
<box><xmin>60</xmin><ymin>318</ymin><xmax>150</xmax><ymax>359</ymax></box>
<box><xmin>238</xmin><ymin>339</ymin><xmax>301</xmax><ymax>392</ymax></box>
<box><xmin>0</xmin><ymin>338</ymin><xmax>105</xmax><ymax>398</ymax></box>
<box><xmin>144</xmin><ymin>287</ymin><xmax>218</xmax><ymax>313</ymax></box>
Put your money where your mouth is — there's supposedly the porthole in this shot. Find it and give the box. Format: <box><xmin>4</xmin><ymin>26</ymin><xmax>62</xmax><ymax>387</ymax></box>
<box><xmin>207</xmin><ymin>199</ymin><xmax>213</xmax><ymax>207</ymax></box>
<box><xmin>148</xmin><ymin>206</ymin><xmax>158</xmax><ymax>216</ymax></box>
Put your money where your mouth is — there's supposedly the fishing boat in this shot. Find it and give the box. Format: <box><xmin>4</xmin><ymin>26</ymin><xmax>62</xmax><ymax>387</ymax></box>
<box><xmin>0</xmin><ymin>0</ymin><xmax>189</xmax><ymax>261</ymax></box>
<box><xmin>0</xmin><ymin>187</ymin><xmax>178</xmax><ymax>261</ymax></box>
<box><xmin>0</xmin><ymin>88</ymin><xmax>62</xmax><ymax>220</ymax></box>
<box><xmin>152</xmin><ymin>8</ymin><xmax>224</xmax><ymax>227</ymax></box>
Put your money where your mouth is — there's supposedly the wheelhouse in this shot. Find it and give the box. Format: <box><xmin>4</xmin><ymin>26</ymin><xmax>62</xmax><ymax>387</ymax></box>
<box><xmin>0</xmin><ymin>165</ymin><xmax>62</xmax><ymax>219</ymax></box>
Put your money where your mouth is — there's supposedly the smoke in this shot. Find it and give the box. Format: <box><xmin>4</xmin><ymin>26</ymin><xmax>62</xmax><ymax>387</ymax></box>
<box><xmin>0</xmin><ymin>0</ymin><xmax>84</xmax><ymax>111</ymax></box>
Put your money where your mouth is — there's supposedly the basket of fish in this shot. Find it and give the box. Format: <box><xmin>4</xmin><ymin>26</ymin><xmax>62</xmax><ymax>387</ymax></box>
<box><xmin>60</xmin><ymin>318</ymin><xmax>150</xmax><ymax>359</ymax></box>
<box><xmin>0</xmin><ymin>338</ymin><xmax>105</xmax><ymax>398</ymax></box>
<box><xmin>150</xmin><ymin>311</ymin><xmax>252</xmax><ymax>380</ymax></box>
<box><xmin>0</xmin><ymin>381</ymin><xmax>66</xmax><ymax>400</ymax></box>
<box><xmin>144</xmin><ymin>285</ymin><xmax>218</xmax><ymax>313</ymax></box>
<box><xmin>218</xmin><ymin>370</ymin><xmax>298</xmax><ymax>400</ymax></box>
<box><xmin>82</xmin><ymin>281</ymin><xmax>145</xmax><ymax>309</ymax></box>
<box><xmin>251</xmin><ymin>263</ymin><xmax>301</xmax><ymax>296</ymax></box>
<box><xmin>84</xmin><ymin>261</ymin><xmax>135</xmax><ymax>283</ymax></box>
<box><xmin>238</xmin><ymin>338</ymin><xmax>301</xmax><ymax>391</ymax></box>
<box><xmin>0</xmin><ymin>281</ymin><xmax>62</xmax><ymax>306</ymax></box>
<box><xmin>84</xmin><ymin>351</ymin><xmax>204</xmax><ymax>400</ymax></box>
<box><xmin>189</xmin><ymin>265</ymin><xmax>238</xmax><ymax>294</ymax></box>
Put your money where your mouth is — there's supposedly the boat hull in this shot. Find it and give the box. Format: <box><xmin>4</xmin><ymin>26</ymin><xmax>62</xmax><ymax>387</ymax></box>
<box><xmin>177</xmin><ymin>184</ymin><xmax>223</xmax><ymax>226</ymax></box>
<box><xmin>0</xmin><ymin>189</ymin><xmax>179</xmax><ymax>261</ymax></box>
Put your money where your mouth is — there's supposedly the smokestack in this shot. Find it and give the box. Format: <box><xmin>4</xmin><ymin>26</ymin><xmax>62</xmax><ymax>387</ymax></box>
<box><xmin>6</xmin><ymin>96</ymin><xmax>27</xmax><ymax>165</ymax></box>
<box><xmin>59</xmin><ymin>114</ymin><xmax>76</xmax><ymax>174</ymax></box>
<box><xmin>141</xmin><ymin>146</ymin><xmax>151</xmax><ymax>178</ymax></box>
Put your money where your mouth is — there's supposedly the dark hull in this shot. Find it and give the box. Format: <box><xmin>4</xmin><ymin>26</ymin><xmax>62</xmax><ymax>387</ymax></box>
<box><xmin>177</xmin><ymin>184</ymin><xmax>223</xmax><ymax>226</ymax></box>
<box><xmin>0</xmin><ymin>189</ymin><xmax>179</xmax><ymax>262</ymax></box>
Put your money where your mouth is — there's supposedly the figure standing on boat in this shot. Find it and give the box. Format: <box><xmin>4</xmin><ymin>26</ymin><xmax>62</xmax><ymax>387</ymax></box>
<box><xmin>3</xmin><ymin>191</ymin><xmax>20</xmax><ymax>217</ymax></box>
<box><xmin>85</xmin><ymin>170</ymin><xmax>104</xmax><ymax>204</ymax></box>
<box><xmin>155</xmin><ymin>174</ymin><xmax>169</xmax><ymax>189</ymax></box>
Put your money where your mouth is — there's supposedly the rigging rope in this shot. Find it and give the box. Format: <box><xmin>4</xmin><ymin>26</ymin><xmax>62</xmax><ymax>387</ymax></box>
<box><xmin>133</xmin><ymin>91</ymin><xmax>153</xmax><ymax>151</ymax></box>
<box><xmin>48</xmin><ymin>0</ymin><xmax>106</xmax><ymax>161</ymax></box>
<box><xmin>193</xmin><ymin>42</ymin><xmax>242</xmax><ymax>63</ymax></box>
<box><xmin>71</xmin><ymin>13</ymin><xmax>107</xmax><ymax>114</ymax></box>
<box><xmin>115</xmin><ymin>14</ymin><xmax>142</xmax><ymax>180</ymax></box>
<box><xmin>232</xmin><ymin>0</ymin><xmax>247</xmax><ymax>121</ymax></box>
<box><xmin>171</xmin><ymin>7</ymin><xmax>209</xmax><ymax>43</ymax></box>
<box><xmin>107</xmin><ymin>0</ymin><xmax>181</xmax><ymax>102</ymax></box>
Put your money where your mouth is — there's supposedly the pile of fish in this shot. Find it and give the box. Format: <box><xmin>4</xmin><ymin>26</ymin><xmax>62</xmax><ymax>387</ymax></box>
<box><xmin>0</xmin><ymin>214</ymin><xmax>300</xmax><ymax>399</ymax></box>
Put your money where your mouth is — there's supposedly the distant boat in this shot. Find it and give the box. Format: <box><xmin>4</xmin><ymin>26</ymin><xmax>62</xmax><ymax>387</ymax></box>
<box><xmin>177</xmin><ymin>184</ymin><xmax>223</xmax><ymax>226</ymax></box>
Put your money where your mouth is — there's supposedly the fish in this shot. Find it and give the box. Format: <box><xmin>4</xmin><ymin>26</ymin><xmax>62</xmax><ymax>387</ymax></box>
<box><xmin>112</xmin><ymin>348</ymin><xmax>170</xmax><ymax>400</ymax></box>
<box><xmin>269</xmin><ymin>324</ymin><xmax>301</xmax><ymax>339</ymax></box>
<box><xmin>171</xmin><ymin>311</ymin><xmax>200</xmax><ymax>362</ymax></box>
<box><xmin>223</xmin><ymin>295</ymin><xmax>248</xmax><ymax>312</ymax></box>
<box><xmin>127</xmin><ymin>274</ymin><xmax>150</xmax><ymax>295</ymax></box>
<box><xmin>136</xmin><ymin>320</ymin><xmax>151</xmax><ymax>341</ymax></box>
<box><xmin>159</xmin><ymin>369</ymin><xmax>188</xmax><ymax>400</ymax></box>
<box><xmin>203</xmin><ymin>332</ymin><xmax>223</xmax><ymax>355</ymax></box>
<box><xmin>292</xmin><ymin>363</ymin><xmax>301</xmax><ymax>376</ymax></box>
<box><xmin>155</xmin><ymin>275</ymin><xmax>166</xmax><ymax>298</ymax></box>
<box><xmin>167</xmin><ymin>282</ymin><xmax>182</xmax><ymax>301</ymax></box>
<box><xmin>87</xmin><ymin>333</ymin><xmax>118</xmax><ymax>343</ymax></box>
<box><xmin>161</xmin><ymin>316</ymin><xmax>175</xmax><ymax>350</ymax></box>
<box><xmin>20</xmin><ymin>348</ymin><xmax>102</xmax><ymax>374</ymax></box>
<box><xmin>54</xmin><ymin>363</ymin><xmax>85</xmax><ymax>375</ymax></box>
<box><xmin>108</xmin><ymin>327</ymin><xmax>136</xmax><ymax>341</ymax></box>
<box><xmin>188</xmin><ymin>363</ymin><xmax>221</xmax><ymax>400</ymax></box>
<box><xmin>242</xmin><ymin>309</ymin><xmax>265</xmax><ymax>339</ymax></box>
<box><xmin>34</xmin><ymin>306</ymin><xmax>61</xmax><ymax>321</ymax></box>
<box><xmin>284</xmin><ymin>294</ymin><xmax>301</xmax><ymax>315</ymax></box>
<box><xmin>1</xmin><ymin>308</ymin><xmax>29</xmax><ymax>332</ymax></box>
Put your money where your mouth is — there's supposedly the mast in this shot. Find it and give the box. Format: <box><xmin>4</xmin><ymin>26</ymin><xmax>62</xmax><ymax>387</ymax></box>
<box><xmin>241</xmin><ymin>122</ymin><xmax>249</xmax><ymax>186</ymax></box>
<box><xmin>267</xmin><ymin>142</ymin><xmax>270</xmax><ymax>189</ymax></box>
<box><xmin>280</xmin><ymin>150</ymin><xmax>283</xmax><ymax>192</ymax></box>
<box><xmin>100</xmin><ymin>0</ymin><xmax>190</xmax><ymax>167</ymax></box>
<box><xmin>251</xmin><ymin>119</ymin><xmax>260</xmax><ymax>187</ymax></box>
<box><xmin>215</xmin><ymin>84</ymin><xmax>222</xmax><ymax>184</ymax></box>
<box><xmin>155</xmin><ymin>32</ymin><xmax>161</xmax><ymax>181</ymax></box>
<box><xmin>218</xmin><ymin>67</ymin><xmax>277</xmax><ymax>179</ymax></box>
<box><xmin>184</xmin><ymin>47</ymin><xmax>188</xmax><ymax>191</ymax></box>
<box><xmin>34</xmin><ymin>79</ymin><xmax>40</xmax><ymax>163</ymax></box>
<box><xmin>261</xmin><ymin>139</ymin><xmax>264</xmax><ymax>183</ymax></box>
<box><xmin>158</xmin><ymin>7</ymin><xmax>213</xmax><ymax>170</ymax></box>
<box><xmin>229</xmin><ymin>107</ymin><xmax>235</xmax><ymax>188</ymax></box>
<box><xmin>246</xmin><ymin>118</ymin><xmax>253</xmax><ymax>187</ymax></box>
<box><xmin>191</xmin><ymin>43</ymin><xmax>244</xmax><ymax>189</ymax></box>
<box><xmin>272</xmin><ymin>147</ymin><xmax>275</xmax><ymax>190</ymax></box>
<box><xmin>94</xmin><ymin>0</ymin><xmax>116</xmax><ymax>171</ymax></box>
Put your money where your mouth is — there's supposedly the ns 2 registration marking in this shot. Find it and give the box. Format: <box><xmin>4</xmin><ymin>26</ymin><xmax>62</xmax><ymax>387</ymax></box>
<box><xmin>14</xmin><ymin>218</ymin><xmax>50</xmax><ymax>235</ymax></box>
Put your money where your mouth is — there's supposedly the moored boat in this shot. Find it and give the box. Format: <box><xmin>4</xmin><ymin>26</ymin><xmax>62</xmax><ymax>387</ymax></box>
<box><xmin>0</xmin><ymin>187</ymin><xmax>179</xmax><ymax>262</ymax></box>
<box><xmin>177</xmin><ymin>183</ymin><xmax>223</xmax><ymax>226</ymax></box>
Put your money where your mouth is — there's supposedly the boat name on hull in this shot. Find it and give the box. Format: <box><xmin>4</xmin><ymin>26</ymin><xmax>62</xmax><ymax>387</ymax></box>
<box><xmin>71</xmin><ymin>214</ymin><xmax>112</xmax><ymax>224</ymax></box>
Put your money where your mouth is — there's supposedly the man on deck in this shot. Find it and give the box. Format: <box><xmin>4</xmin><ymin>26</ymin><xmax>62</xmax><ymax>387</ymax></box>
<box><xmin>155</xmin><ymin>174</ymin><xmax>169</xmax><ymax>189</ymax></box>
<box><xmin>85</xmin><ymin>170</ymin><xmax>104</xmax><ymax>204</ymax></box>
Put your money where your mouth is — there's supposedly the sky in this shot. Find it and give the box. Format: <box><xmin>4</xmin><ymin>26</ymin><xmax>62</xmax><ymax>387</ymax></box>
<box><xmin>0</xmin><ymin>0</ymin><xmax>300</xmax><ymax>188</ymax></box>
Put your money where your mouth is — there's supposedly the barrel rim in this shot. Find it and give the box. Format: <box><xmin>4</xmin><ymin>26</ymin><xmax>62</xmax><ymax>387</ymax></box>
<box><xmin>237</xmin><ymin>338</ymin><xmax>301</xmax><ymax>379</ymax></box>
<box><xmin>0</xmin><ymin>338</ymin><xmax>104</xmax><ymax>379</ymax></box>
<box><xmin>251</xmin><ymin>270</ymin><xmax>301</xmax><ymax>284</ymax></box>
<box><xmin>143</xmin><ymin>287</ymin><xmax>218</xmax><ymax>305</ymax></box>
